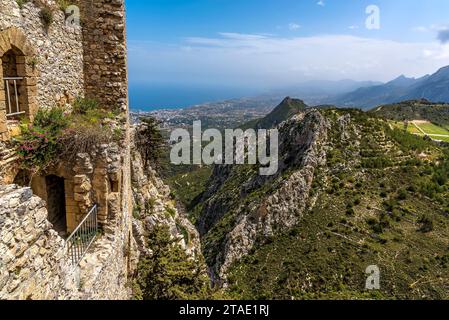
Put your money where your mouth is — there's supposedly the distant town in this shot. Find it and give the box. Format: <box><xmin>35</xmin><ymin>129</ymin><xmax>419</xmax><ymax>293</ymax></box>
<box><xmin>131</xmin><ymin>96</ymin><xmax>281</xmax><ymax>130</ymax></box>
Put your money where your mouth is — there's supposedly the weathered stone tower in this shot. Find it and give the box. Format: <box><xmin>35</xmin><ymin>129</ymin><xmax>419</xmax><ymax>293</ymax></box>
<box><xmin>0</xmin><ymin>0</ymin><xmax>136</xmax><ymax>299</ymax></box>
<box><xmin>76</xmin><ymin>0</ymin><xmax>128</xmax><ymax>111</ymax></box>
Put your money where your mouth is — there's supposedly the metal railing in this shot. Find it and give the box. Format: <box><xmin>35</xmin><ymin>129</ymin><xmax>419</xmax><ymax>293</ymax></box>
<box><xmin>4</xmin><ymin>77</ymin><xmax>25</xmax><ymax>117</ymax></box>
<box><xmin>66</xmin><ymin>204</ymin><xmax>98</xmax><ymax>266</ymax></box>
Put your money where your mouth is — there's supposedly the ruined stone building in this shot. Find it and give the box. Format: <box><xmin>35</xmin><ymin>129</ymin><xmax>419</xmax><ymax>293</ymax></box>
<box><xmin>0</xmin><ymin>0</ymin><xmax>135</xmax><ymax>299</ymax></box>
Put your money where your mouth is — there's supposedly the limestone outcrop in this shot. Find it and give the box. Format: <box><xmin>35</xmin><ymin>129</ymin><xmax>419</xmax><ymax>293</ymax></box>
<box><xmin>130</xmin><ymin>127</ymin><xmax>203</xmax><ymax>261</ymax></box>
<box><xmin>198</xmin><ymin>110</ymin><xmax>330</xmax><ymax>284</ymax></box>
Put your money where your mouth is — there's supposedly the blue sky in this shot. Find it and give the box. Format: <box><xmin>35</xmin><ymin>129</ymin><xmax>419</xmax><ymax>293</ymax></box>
<box><xmin>126</xmin><ymin>0</ymin><xmax>449</xmax><ymax>108</ymax></box>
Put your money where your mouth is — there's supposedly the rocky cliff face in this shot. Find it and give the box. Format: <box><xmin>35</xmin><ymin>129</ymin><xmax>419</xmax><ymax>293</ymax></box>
<box><xmin>197</xmin><ymin>110</ymin><xmax>330</xmax><ymax>284</ymax></box>
<box><xmin>130</xmin><ymin>127</ymin><xmax>203</xmax><ymax>261</ymax></box>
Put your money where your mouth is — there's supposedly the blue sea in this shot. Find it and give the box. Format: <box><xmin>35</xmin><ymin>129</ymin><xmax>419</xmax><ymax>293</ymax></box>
<box><xmin>129</xmin><ymin>84</ymin><xmax>261</xmax><ymax>111</ymax></box>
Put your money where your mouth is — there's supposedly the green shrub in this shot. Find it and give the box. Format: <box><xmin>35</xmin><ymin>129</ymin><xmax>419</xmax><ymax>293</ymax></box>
<box><xmin>133</xmin><ymin>207</ymin><xmax>141</xmax><ymax>219</ymax></box>
<box><xmin>396</xmin><ymin>189</ymin><xmax>408</xmax><ymax>201</ymax></box>
<box><xmin>346</xmin><ymin>208</ymin><xmax>355</xmax><ymax>216</ymax></box>
<box><xmin>73</xmin><ymin>97</ymin><xmax>99</xmax><ymax>115</ymax></box>
<box><xmin>57</xmin><ymin>0</ymin><xmax>70</xmax><ymax>11</ymax></box>
<box><xmin>362</xmin><ymin>157</ymin><xmax>393</xmax><ymax>169</ymax></box>
<box><xmin>16</xmin><ymin>0</ymin><xmax>29</xmax><ymax>9</ymax></box>
<box><xmin>176</xmin><ymin>221</ymin><xmax>190</xmax><ymax>244</ymax></box>
<box><xmin>418</xmin><ymin>215</ymin><xmax>434</xmax><ymax>233</ymax></box>
<box><xmin>165</xmin><ymin>206</ymin><xmax>177</xmax><ymax>219</ymax></box>
<box><xmin>147</xmin><ymin>198</ymin><xmax>157</xmax><ymax>213</ymax></box>
<box><xmin>27</xmin><ymin>56</ymin><xmax>40</xmax><ymax>69</ymax></box>
<box><xmin>33</xmin><ymin>107</ymin><xmax>69</xmax><ymax>134</ymax></box>
<box><xmin>135</xmin><ymin>117</ymin><xmax>165</xmax><ymax>169</ymax></box>
<box><xmin>15</xmin><ymin>125</ymin><xmax>60</xmax><ymax>172</ymax></box>
<box><xmin>40</xmin><ymin>7</ymin><xmax>54</xmax><ymax>30</ymax></box>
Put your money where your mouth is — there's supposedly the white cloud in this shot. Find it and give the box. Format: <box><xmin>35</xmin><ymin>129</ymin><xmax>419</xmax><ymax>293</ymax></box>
<box><xmin>348</xmin><ymin>25</ymin><xmax>359</xmax><ymax>30</ymax></box>
<box><xmin>413</xmin><ymin>26</ymin><xmax>429</xmax><ymax>33</ymax></box>
<box><xmin>412</xmin><ymin>24</ymin><xmax>448</xmax><ymax>33</ymax></box>
<box><xmin>128</xmin><ymin>33</ymin><xmax>448</xmax><ymax>87</ymax></box>
<box><xmin>317</xmin><ymin>1</ymin><xmax>325</xmax><ymax>7</ymax></box>
<box><xmin>288</xmin><ymin>23</ymin><xmax>301</xmax><ymax>31</ymax></box>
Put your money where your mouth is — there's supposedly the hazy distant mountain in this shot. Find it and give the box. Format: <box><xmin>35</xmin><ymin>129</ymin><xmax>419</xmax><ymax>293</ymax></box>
<box><xmin>331</xmin><ymin>65</ymin><xmax>449</xmax><ymax>109</ymax></box>
<box><xmin>301</xmin><ymin>79</ymin><xmax>382</xmax><ymax>94</ymax></box>
<box><xmin>272</xmin><ymin>80</ymin><xmax>382</xmax><ymax>105</ymax></box>
<box><xmin>400</xmin><ymin>66</ymin><xmax>449</xmax><ymax>102</ymax></box>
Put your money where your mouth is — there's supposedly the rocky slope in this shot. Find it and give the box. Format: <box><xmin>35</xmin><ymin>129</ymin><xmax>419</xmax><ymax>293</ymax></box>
<box><xmin>193</xmin><ymin>104</ymin><xmax>449</xmax><ymax>298</ymax></box>
<box><xmin>242</xmin><ymin>97</ymin><xmax>308</xmax><ymax>130</ymax></box>
<box><xmin>130</xmin><ymin>126</ymin><xmax>204</xmax><ymax>262</ymax></box>
<box><xmin>195</xmin><ymin>107</ymin><xmax>331</xmax><ymax>284</ymax></box>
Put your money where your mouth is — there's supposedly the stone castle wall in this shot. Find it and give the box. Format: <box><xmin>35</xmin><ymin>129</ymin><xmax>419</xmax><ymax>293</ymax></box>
<box><xmin>76</xmin><ymin>0</ymin><xmax>129</xmax><ymax>112</ymax></box>
<box><xmin>0</xmin><ymin>0</ymin><xmax>134</xmax><ymax>300</ymax></box>
<box><xmin>0</xmin><ymin>133</ymin><xmax>136</xmax><ymax>299</ymax></box>
<box><xmin>0</xmin><ymin>185</ymin><xmax>79</xmax><ymax>300</ymax></box>
<box><xmin>0</xmin><ymin>0</ymin><xmax>84</xmax><ymax>110</ymax></box>
<box><xmin>0</xmin><ymin>178</ymin><xmax>136</xmax><ymax>300</ymax></box>
<box><xmin>0</xmin><ymin>0</ymin><xmax>129</xmax><ymax>141</ymax></box>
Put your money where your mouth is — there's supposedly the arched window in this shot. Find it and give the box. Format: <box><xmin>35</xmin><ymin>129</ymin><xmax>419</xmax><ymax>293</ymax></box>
<box><xmin>0</xmin><ymin>27</ymin><xmax>37</xmax><ymax>141</ymax></box>
<box><xmin>2</xmin><ymin>47</ymin><xmax>25</xmax><ymax>118</ymax></box>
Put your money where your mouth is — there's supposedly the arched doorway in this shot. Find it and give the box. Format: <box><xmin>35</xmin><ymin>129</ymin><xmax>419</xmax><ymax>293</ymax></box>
<box><xmin>45</xmin><ymin>175</ymin><xmax>68</xmax><ymax>237</ymax></box>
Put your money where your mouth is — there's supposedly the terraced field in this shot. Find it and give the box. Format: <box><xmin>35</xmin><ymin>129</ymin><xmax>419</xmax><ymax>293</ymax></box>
<box><xmin>391</xmin><ymin>120</ymin><xmax>449</xmax><ymax>142</ymax></box>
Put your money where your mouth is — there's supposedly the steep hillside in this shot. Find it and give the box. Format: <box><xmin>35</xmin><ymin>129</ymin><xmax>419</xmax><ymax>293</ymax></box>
<box><xmin>130</xmin><ymin>126</ymin><xmax>212</xmax><ymax>299</ymax></box>
<box><xmin>242</xmin><ymin>97</ymin><xmax>307</xmax><ymax>130</ymax></box>
<box><xmin>333</xmin><ymin>66</ymin><xmax>449</xmax><ymax>109</ymax></box>
<box><xmin>194</xmin><ymin>107</ymin><xmax>449</xmax><ymax>299</ymax></box>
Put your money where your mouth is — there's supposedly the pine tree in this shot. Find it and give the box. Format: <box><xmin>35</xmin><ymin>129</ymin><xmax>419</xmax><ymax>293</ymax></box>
<box><xmin>134</xmin><ymin>225</ymin><xmax>210</xmax><ymax>300</ymax></box>
<box><xmin>135</xmin><ymin>117</ymin><xmax>166</xmax><ymax>169</ymax></box>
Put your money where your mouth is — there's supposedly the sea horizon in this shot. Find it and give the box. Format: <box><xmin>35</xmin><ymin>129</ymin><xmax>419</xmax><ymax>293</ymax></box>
<box><xmin>129</xmin><ymin>83</ymin><xmax>264</xmax><ymax>111</ymax></box>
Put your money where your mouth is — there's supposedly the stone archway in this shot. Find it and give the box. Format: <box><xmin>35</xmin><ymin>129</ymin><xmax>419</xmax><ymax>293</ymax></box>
<box><xmin>0</xmin><ymin>27</ymin><xmax>38</xmax><ymax>141</ymax></box>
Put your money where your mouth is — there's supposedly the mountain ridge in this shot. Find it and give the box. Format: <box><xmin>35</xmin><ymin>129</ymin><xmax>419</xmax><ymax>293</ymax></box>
<box><xmin>331</xmin><ymin>65</ymin><xmax>449</xmax><ymax>109</ymax></box>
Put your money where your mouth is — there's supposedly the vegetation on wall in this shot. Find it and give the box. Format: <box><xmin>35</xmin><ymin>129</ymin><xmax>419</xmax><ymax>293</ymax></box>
<box><xmin>27</xmin><ymin>56</ymin><xmax>40</xmax><ymax>70</ymax></box>
<box><xmin>15</xmin><ymin>0</ymin><xmax>29</xmax><ymax>9</ymax></box>
<box><xmin>15</xmin><ymin>120</ymin><xmax>61</xmax><ymax>173</ymax></box>
<box><xmin>40</xmin><ymin>6</ymin><xmax>54</xmax><ymax>30</ymax></box>
<box><xmin>14</xmin><ymin>98</ymin><xmax>123</xmax><ymax>172</ymax></box>
<box><xmin>57</xmin><ymin>0</ymin><xmax>70</xmax><ymax>11</ymax></box>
